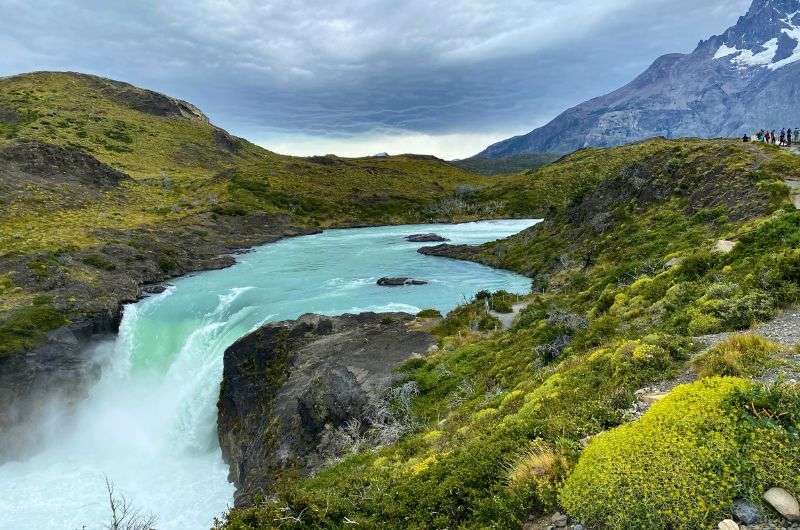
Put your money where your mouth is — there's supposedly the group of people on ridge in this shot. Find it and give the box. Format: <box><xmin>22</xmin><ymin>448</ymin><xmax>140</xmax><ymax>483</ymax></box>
<box><xmin>743</xmin><ymin>128</ymin><xmax>800</xmax><ymax>146</ymax></box>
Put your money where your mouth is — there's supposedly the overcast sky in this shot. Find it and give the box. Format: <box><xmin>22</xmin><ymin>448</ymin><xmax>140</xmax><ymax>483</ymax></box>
<box><xmin>0</xmin><ymin>0</ymin><xmax>751</xmax><ymax>159</ymax></box>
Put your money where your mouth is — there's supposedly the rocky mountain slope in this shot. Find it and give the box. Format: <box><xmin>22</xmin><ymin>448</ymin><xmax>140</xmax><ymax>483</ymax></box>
<box><xmin>477</xmin><ymin>0</ymin><xmax>800</xmax><ymax>157</ymax></box>
<box><xmin>220</xmin><ymin>138</ymin><xmax>800</xmax><ymax>529</ymax></box>
<box><xmin>0</xmin><ymin>71</ymin><xmax>494</xmax><ymax>459</ymax></box>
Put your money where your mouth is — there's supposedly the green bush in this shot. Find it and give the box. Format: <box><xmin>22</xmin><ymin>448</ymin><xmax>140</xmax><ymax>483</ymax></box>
<box><xmin>685</xmin><ymin>283</ymin><xmax>775</xmax><ymax>334</ymax></box>
<box><xmin>489</xmin><ymin>291</ymin><xmax>515</xmax><ymax>314</ymax></box>
<box><xmin>693</xmin><ymin>334</ymin><xmax>782</xmax><ymax>377</ymax></box>
<box><xmin>506</xmin><ymin>440</ymin><xmax>568</xmax><ymax>512</ymax></box>
<box><xmin>416</xmin><ymin>308</ymin><xmax>442</xmax><ymax>319</ymax></box>
<box><xmin>82</xmin><ymin>253</ymin><xmax>117</xmax><ymax>271</ymax></box>
<box><xmin>560</xmin><ymin>378</ymin><xmax>800</xmax><ymax>530</ymax></box>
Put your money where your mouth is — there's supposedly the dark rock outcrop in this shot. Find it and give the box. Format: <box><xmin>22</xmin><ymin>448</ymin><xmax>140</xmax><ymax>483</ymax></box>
<box><xmin>78</xmin><ymin>72</ymin><xmax>209</xmax><ymax>121</ymax></box>
<box><xmin>213</xmin><ymin>127</ymin><xmax>241</xmax><ymax>153</ymax></box>
<box><xmin>217</xmin><ymin>312</ymin><xmax>435</xmax><ymax>505</ymax></box>
<box><xmin>376</xmin><ymin>277</ymin><xmax>428</xmax><ymax>286</ymax></box>
<box><xmin>0</xmin><ymin>140</ymin><xmax>128</xmax><ymax>188</ymax></box>
<box><xmin>405</xmin><ymin>233</ymin><xmax>449</xmax><ymax>242</ymax></box>
<box><xmin>417</xmin><ymin>243</ymin><xmax>483</xmax><ymax>261</ymax></box>
<box><xmin>477</xmin><ymin>0</ymin><xmax>800</xmax><ymax>156</ymax></box>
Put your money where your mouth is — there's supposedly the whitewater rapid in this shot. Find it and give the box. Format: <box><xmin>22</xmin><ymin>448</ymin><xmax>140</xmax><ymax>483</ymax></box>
<box><xmin>0</xmin><ymin>220</ymin><xmax>538</xmax><ymax>529</ymax></box>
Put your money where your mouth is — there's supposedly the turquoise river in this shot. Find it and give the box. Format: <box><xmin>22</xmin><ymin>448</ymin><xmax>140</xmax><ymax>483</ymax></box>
<box><xmin>0</xmin><ymin>219</ymin><xmax>538</xmax><ymax>529</ymax></box>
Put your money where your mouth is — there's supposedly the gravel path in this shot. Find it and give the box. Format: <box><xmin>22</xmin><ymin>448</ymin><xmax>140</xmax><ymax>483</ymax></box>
<box><xmin>786</xmin><ymin>178</ymin><xmax>800</xmax><ymax>209</ymax></box>
<box><xmin>781</xmin><ymin>146</ymin><xmax>800</xmax><ymax>208</ymax></box>
<box><xmin>696</xmin><ymin>309</ymin><xmax>800</xmax><ymax>349</ymax></box>
<box><xmin>489</xmin><ymin>301</ymin><xmax>531</xmax><ymax>330</ymax></box>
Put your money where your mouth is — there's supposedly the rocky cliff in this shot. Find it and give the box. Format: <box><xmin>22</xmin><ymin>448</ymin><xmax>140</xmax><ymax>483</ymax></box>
<box><xmin>217</xmin><ymin>312</ymin><xmax>436</xmax><ymax>505</ymax></box>
<box><xmin>478</xmin><ymin>0</ymin><xmax>800</xmax><ymax>157</ymax></box>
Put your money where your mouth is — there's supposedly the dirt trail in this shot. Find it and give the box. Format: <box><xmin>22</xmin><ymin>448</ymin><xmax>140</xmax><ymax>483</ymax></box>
<box><xmin>787</xmin><ymin>179</ymin><xmax>800</xmax><ymax>209</ymax></box>
<box><xmin>783</xmin><ymin>146</ymin><xmax>800</xmax><ymax>208</ymax></box>
<box><xmin>697</xmin><ymin>309</ymin><xmax>800</xmax><ymax>349</ymax></box>
<box><xmin>489</xmin><ymin>301</ymin><xmax>531</xmax><ymax>330</ymax></box>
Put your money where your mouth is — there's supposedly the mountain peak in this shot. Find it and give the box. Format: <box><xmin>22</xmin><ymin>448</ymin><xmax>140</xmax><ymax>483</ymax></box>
<box><xmin>476</xmin><ymin>0</ymin><xmax>800</xmax><ymax>157</ymax></box>
<box><xmin>710</xmin><ymin>0</ymin><xmax>800</xmax><ymax>70</ymax></box>
<box><xmin>747</xmin><ymin>0</ymin><xmax>800</xmax><ymax>15</ymax></box>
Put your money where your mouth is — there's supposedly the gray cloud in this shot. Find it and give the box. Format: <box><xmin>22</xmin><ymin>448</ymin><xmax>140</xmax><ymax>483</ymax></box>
<box><xmin>0</xmin><ymin>0</ymin><xmax>752</xmax><ymax>156</ymax></box>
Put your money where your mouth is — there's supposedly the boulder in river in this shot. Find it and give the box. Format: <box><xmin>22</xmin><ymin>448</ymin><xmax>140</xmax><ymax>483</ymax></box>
<box><xmin>217</xmin><ymin>312</ymin><xmax>436</xmax><ymax>506</ymax></box>
<box><xmin>405</xmin><ymin>233</ymin><xmax>449</xmax><ymax>242</ymax></box>
<box><xmin>377</xmin><ymin>277</ymin><xmax>428</xmax><ymax>286</ymax></box>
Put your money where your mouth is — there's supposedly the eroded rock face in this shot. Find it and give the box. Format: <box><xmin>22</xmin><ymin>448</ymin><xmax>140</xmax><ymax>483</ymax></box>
<box><xmin>217</xmin><ymin>312</ymin><xmax>435</xmax><ymax>505</ymax></box>
<box><xmin>0</xmin><ymin>140</ymin><xmax>128</xmax><ymax>188</ymax></box>
<box><xmin>80</xmin><ymin>72</ymin><xmax>209</xmax><ymax>121</ymax></box>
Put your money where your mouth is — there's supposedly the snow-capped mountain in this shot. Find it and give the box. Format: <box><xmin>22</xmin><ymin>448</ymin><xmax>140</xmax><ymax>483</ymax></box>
<box><xmin>477</xmin><ymin>0</ymin><xmax>800</xmax><ymax>157</ymax></box>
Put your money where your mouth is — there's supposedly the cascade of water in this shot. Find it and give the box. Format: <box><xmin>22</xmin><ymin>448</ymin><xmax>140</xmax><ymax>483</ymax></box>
<box><xmin>0</xmin><ymin>220</ymin><xmax>539</xmax><ymax>530</ymax></box>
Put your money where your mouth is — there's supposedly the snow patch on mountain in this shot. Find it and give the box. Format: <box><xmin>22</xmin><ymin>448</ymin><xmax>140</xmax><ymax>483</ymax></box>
<box><xmin>714</xmin><ymin>10</ymin><xmax>800</xmax><ymax>70</ymax></box>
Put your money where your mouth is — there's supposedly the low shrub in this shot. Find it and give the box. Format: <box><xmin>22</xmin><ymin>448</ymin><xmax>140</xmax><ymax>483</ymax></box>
<box><xmin>693</xmin><ymin>334</ymin><xmax>782</xmax><ymax>378</ymax></box>
<box><xmin>506</xmin><ymin>440</ymin><xmax>568</xmax><ymax>512</ymax></box>
<box><xmin>489</xmin><ymin>290</ymin><xmax>516</xmax><ymax>314</ymax></box>
<box><xmin>560</xmin><ymin>378</ymin><xmax>800</xmax><ymax>530</ymax></box>
<box><xmin>416</xmin><ymin>308</ymin><xmax>442</xmax><ymax>319</ymax></box>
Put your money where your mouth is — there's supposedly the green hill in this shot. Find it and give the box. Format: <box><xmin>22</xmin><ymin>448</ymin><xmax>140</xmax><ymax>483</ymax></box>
<box><xmin>221</xmin><ymin>138</ymin><xmax>800</xmax><ymax>529</ymax></box>
<box><xmin>0</xmin><ymin>71</ymin><xmax>494</xmax><ymax>357</ymax></box>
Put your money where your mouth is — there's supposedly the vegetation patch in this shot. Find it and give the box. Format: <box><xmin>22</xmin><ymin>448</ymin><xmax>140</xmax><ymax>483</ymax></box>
<box><xmin>693</xmin><ymin>334</ymin><xmax>783</xmax><ymax>378</ymax></box>
<box><xmin>560</xmin><ymin>378</ymin><xmax>800</xmax><ymax>529</ymax></box>
<box><xmin>0</xmin><ymin>296</ymin><xmax>69</xmax><ymax>357</ymax></box>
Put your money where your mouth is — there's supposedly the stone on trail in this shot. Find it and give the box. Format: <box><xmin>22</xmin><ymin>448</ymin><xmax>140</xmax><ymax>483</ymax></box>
<box><xmin>713</xmin><ymin>239</ymin><xmax>737</xmax><ymax>254</ymax></box>
<box><xmin>640</xmin><ymin>392</ymin><xmax>668</xmax><ymax>405</ymax></box>
<box><xmin>733</xmin><ymin>498</ymin><xmax>762</xmax><ymax>525</ymax></box>
<box><xmin>550</xmin><ymin>512</ymin><xmax>568</xmax><ymax>527</ymax></box>
<box><xmin>763</xmin><ymin>487</ymin><xmax>800</xmax><ymax>522</ymax></box>
<box><xmin>718</xmin><ymin>519</ymin><xmax>739</xmax><ymax>530</ymax></box>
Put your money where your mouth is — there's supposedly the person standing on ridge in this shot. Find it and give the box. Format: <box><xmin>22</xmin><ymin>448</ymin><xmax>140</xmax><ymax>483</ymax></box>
<box><xmin>780</xmin><ymin>129</ymin><xmax>786</xmax><ymax>146</ymax></box>
<box><xmin>773</xmin><ymin>130</ymin><xmax>778</xmax><ymax>145</ymax></box>
<box><xmin>795</xmin><ymin>128</ymin><xmax>799</xmax><ymax>144</ymax></box>
<box><xmin>788</xmin><ymin>127</ymin><xmax>793</xmax><ymax>147</ymax></box>
<box><xmin>766</xmin><ymin>130</ymin><xmax>772</xmax><ymax>144</ymax></box>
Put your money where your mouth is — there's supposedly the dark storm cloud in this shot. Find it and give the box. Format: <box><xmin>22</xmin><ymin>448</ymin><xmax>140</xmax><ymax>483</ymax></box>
<box><xmin>0</xmin><ymin>0</ymin><xmax>752</xmax><ymax>155</ymax></box>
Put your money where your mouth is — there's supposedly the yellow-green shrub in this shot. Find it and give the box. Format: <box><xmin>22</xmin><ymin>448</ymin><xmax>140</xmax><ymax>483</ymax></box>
<box><xmin>693</xmin><ymin>334</ymin><xmax>782</xmax><ymax>377</ymax></box>
<box><xmin>560</xmin><ymin>378</ymin><xmax>800</xmax><ymax>530</ymax></box>
<box><xmin>506</xmin><ymin>441</ymin><xmax>568</xmax><ymax>511</ymax></box>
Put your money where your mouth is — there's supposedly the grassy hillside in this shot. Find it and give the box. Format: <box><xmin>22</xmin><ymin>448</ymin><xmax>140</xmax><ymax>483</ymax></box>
<box><xmin>0</xmin><ymin>71</ymin><xmax>495</xmax><ymax>357</ymax></box>
<box><xmin>221</xmin><ymin>139</ymin><xmax>800</xmax><ymax>529</ymax></box>
<box><xmin>451</xmin><ymin>153</ymin><xmax>559</xmax><ymax>176</ymax></box>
